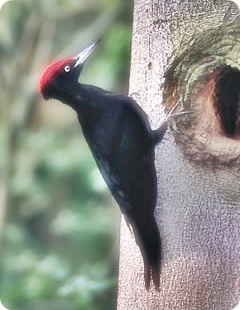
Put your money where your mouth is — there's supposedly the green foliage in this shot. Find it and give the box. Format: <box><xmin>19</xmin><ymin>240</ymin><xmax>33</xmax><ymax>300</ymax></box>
<box><xmin>0</xmin><ymin>0</ymin><xmax>132</xmax><ymax>309</ymax></box>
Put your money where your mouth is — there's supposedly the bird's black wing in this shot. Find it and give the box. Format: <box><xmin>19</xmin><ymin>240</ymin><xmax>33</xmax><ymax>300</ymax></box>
<box><xmin>78</xmin><ymin>92</ymin><xmax>156</xmax><ymax>219</ymax></box>
<box><xmin>77</xmin><ymin>90</ymin><xmax>161</xmax><ymax>289</ymax></box>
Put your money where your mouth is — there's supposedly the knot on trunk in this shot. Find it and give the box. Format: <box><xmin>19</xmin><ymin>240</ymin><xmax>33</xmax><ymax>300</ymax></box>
<box><xmin>163</xmin><ymin>26</ymin><xmax>240</xmax><ymax>169</ymax></box>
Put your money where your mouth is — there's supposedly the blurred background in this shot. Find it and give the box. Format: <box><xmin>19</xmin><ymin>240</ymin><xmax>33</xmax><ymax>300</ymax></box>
<box><xmin>0</xmin><ymin>0</ymin><xmax>133</xmax><ymax>309</ymax></box>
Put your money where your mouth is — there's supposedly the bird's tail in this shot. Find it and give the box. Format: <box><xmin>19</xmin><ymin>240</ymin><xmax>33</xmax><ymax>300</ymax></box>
<box><xmin>132</xmin><ymin>217</ymin><xmax>161</xmax><ymax>290</ymax></box>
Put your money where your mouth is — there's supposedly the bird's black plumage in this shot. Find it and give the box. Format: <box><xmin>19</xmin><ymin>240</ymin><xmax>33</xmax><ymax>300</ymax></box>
<box><xmin>39</xmin><ymin>41</ymin><xmax>168</xmax><ymax>290</ymax></box>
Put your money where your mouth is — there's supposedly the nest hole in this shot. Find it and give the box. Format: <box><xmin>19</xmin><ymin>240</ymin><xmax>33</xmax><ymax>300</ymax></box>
<box><xmin>215</xmin><ymin>66</ymin><xmax>240</xmax><ymax>138</ymax></box>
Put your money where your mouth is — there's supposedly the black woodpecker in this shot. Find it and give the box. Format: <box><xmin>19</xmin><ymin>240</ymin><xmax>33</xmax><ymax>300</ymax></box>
<box><xmin>39</xmin><ymin>40</ymin><xmax>185</xmax><ymax>290</ymax></box>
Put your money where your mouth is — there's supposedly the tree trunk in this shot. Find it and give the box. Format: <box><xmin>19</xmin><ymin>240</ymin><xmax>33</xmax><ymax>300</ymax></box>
<box><xmin>117</xmin><ymin>1</ymin><xmax>240</xmax><ymax>309</ymax></box>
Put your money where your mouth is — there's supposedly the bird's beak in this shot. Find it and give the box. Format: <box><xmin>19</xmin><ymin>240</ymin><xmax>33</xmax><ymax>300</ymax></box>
<box><xmin>74</xmin><ymin>39</ymin><xmax>101</xmax><ymax>68</ymax></box>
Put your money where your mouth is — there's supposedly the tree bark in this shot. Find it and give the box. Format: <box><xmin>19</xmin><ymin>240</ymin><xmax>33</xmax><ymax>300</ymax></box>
<box><xmin>117</xmin><ymin>1</ymin><xmax>240</xmax><ymax>309</ymax></box>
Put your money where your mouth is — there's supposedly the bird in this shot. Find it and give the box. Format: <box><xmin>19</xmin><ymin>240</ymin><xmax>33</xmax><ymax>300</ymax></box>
<box><xmin>39</xmin><ymin>39</ymin><xmax>185</xmax><ymax>290</ymax></box>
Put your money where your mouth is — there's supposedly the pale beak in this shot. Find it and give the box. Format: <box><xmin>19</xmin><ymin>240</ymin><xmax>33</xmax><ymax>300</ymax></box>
<box><xmin>74</xmin><ymin>39</ymin><xmax>101</xmax><ymax>68</ymax></box>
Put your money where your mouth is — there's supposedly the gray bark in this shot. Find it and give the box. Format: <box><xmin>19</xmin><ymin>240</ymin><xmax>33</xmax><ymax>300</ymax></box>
<box><xmin>117</xmin><ymin>1</ymin><xmax>240</xmax><ymax>309</ymax></box>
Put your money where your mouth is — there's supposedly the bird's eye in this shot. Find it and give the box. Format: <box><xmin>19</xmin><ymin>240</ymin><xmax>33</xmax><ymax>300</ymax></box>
<box><xmin>64</xmin><ymin>65</ymin><xmax>71</xmax><ymax>72</ymax></box>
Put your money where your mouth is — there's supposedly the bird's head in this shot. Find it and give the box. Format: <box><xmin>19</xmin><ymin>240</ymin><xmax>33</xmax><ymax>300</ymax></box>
<box><xmin>39</xmin><ymin>39</ymin><xmax>100</xmax><ymax>100</ymax></box>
